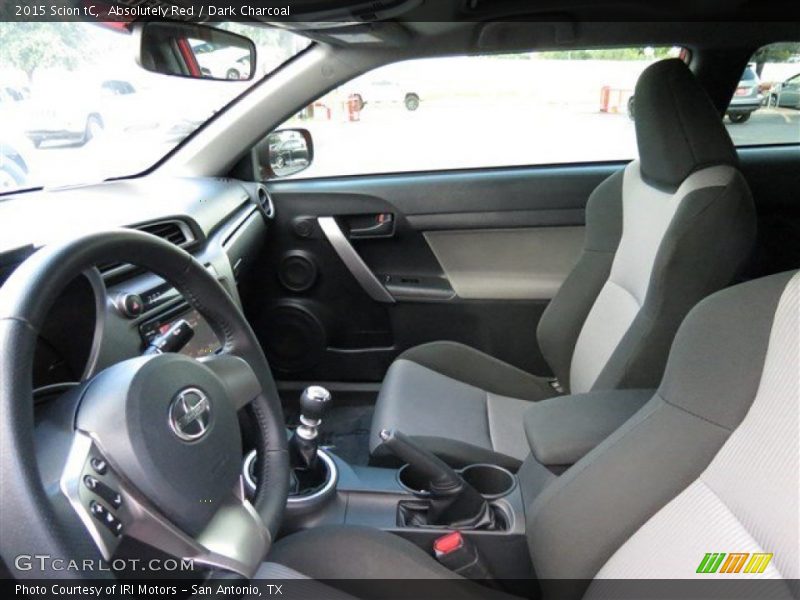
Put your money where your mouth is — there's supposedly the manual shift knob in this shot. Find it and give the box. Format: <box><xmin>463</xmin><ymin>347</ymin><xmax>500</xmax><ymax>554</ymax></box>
<box><xmin>299</xmin><ymin>385</ymin><xmax>332</xmax><ymax>424</ymax></box>
<box><xmin>290</xmin><ymin>386</ymin><xmax>333</xmax><ymax>472</ymax></box>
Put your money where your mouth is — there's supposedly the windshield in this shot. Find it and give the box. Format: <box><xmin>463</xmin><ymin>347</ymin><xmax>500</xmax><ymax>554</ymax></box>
<box><xmin>0</xmin><ymin>22</ymin><xmax>310</xmax><ymax>194</ymax></box>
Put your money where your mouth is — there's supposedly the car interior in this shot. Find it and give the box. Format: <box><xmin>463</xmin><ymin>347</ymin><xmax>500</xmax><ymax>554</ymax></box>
<box><xmin>0</xmin><ymin>2</ymin><xmax>798</xmax><ymax>599</ymax></box>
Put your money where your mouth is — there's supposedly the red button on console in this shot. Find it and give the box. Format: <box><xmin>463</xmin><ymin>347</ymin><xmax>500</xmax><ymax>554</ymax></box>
<box><xmin>433</xmin><ymin>531</ymin><xmax>464</xmax><ymax>555</ymax></box>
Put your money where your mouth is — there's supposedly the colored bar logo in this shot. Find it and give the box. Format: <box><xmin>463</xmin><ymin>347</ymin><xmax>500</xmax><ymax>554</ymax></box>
<box><xmin>696</xmin><ymin>552</ymin><xmax>773</xmax><ymax>574</ymax></box>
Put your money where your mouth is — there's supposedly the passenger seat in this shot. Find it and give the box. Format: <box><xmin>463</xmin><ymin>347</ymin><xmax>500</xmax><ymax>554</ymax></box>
<box><xmin>370</xmin><ymin>59</ymin><xmax>757</xmax><ymax>469</ymax></box>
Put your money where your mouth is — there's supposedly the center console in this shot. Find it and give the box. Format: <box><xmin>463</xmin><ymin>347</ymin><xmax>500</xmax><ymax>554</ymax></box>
<box><xmin>242</xmin><ymin>385</ymin><xmax>657</xmax><ymax>588</ymax></box>
<box><xmin>244</xmin><ymin>387</ymin><xmax>534</xmax><ymax>586</ymax></box>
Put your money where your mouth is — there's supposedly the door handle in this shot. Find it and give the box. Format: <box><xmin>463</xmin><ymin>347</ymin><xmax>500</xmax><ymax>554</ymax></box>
<box><xmin>317</xmin><ymin>217</ymin><xmax>395</xmax><ymax>304</ymax></box>
<box><xmin>347</xmin><ymin>213</ymin><xmax>395</xmax><ymax>239</ymax></box>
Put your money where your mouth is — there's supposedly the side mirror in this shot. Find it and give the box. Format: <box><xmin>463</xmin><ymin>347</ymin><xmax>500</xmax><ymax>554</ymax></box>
<box><xmin>137</xmin><ymin>21</ymin><xmax>256</xmax><ymax>81</ymax></box>
<box><xmin>256</xmin><ymin>129</ymin><xmax>314</xmax><ymax>179</ymax></box>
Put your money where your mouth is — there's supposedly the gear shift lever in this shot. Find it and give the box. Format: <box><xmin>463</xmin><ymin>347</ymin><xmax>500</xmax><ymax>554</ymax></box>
<box><xmin>289</xmin><ymin>386</ymin><xmax>332</xmax><ymax>471</ymax></box>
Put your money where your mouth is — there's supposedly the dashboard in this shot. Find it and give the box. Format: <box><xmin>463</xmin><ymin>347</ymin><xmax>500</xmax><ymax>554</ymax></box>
<box><xmin>0</xmin><ymin>175</ymin><xmax>275</xmax><ymax>394</ymax></box>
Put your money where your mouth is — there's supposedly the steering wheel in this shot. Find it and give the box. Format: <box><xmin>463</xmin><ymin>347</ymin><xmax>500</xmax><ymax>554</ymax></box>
<box><xmin>0</xmin><ymin>230</ymin><xmax>289</xmax><ymax>579</ymax></box>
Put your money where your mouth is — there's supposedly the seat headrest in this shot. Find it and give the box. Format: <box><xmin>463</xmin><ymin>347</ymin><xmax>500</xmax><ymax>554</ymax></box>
<box><xmin>634</xmin><ymin>58</ymin><xmax>738</xmax><ymax>191</ymax></box>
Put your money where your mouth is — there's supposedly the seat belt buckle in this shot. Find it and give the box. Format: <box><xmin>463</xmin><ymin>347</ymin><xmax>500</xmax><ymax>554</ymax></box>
<box><xmin>433</xmin><ymin>531</ymin><xmax>492</xmax><ymax>580</ymax></box>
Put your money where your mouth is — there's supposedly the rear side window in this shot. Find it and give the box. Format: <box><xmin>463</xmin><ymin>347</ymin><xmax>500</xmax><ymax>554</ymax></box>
<box><xmin>741</xmin><ymin>68</ymin><xmax>757</xmax><ymax>82</ymax></box>
<box><xmin>726</xmin><ymin>42</ymin><xmax>800</xmax><ymax>145</ymax></box>
<box><xmin>274</xmin><ymin>47</ymin><xmax>685</xmax><ymax>179</ymax></box>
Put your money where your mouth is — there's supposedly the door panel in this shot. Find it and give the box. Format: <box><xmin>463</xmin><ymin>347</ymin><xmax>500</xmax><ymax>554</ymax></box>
<box><xmin>242</xmin><ymin>164</ymin><xmax>622</xmax><ymax>383</ymax></box>
<box><xmin>424</xmin><ymin>227</ymin><xmax>585</xmax><ymax>300</ymax></box>
<box><xmin>269</xmin><ymin>164</ymin><xmax>616</xmax><ymax>218</ymax></box>
<box><xmin>239</xmin><ymin>145</ymin><xmax>800</xmax><ymax>385</ymax></box>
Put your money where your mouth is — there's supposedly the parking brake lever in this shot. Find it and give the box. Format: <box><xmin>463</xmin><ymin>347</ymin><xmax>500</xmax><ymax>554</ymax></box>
<box><xmin>379</xmin><ymin>429</ymin><xmax>495</xmax><ymax>528</ymax></box>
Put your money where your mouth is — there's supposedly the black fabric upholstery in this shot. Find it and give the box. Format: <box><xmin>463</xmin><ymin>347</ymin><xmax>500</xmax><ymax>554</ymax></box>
<box><xmin>398</xmin><ymin>341</ymin><xmax>556</xmax><ymax>401</ymax></box>
<box><xmin>269</xmin><ymin>526</ymin><xmax>457</xmax><ymax>579</ymax></box>
<box><xmin>592</xmin><ymin>171</ymin><xmax>756</xmax><ymax>391</ymax></box>
<box><xmin>267</xmin><ymin>527</ymin><xmax>519</xmax><ymax>599</ymax></box>
<box><xmin>659</xmin><ymin>270</ymin><xmax>796</xmax><ymax>429</ymax></box>
<box><xmin>369</xmin><ymin>356</ymin><xmax>534</xmax><ymax>468</ymax></box>
<box><xmin>634</xmin><ymin>58</ymin><xmax>739</xmax><ymax>191</ymax></box>
<box><xmin>537</xmin><ymin>170</ymin><xmax>624</xmax><ymax>391</ymax></box>
<box><xmin>523</xmin><ymin>389</ymin><xmax>653</xmax><ymax>467</ymax></box>
<box><xmin>251</xmin><ymin>564</ymin><xmax>358</xmax><ymax>600</ymax></box>
<box><xmin>526</xmin><ymin>271</ymin><xmax>793</xmax><ymax>600</ymax></box>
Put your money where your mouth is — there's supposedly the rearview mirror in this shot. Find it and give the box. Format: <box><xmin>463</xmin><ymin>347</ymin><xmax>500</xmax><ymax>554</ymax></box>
<box><xmin>256</xmin><ymin>129</ymin><xmax>314</xmax><ymax>179</ymax></box>
<box><xmin>138</xmin><ymin>21</ymin><xmax>256</xmax><ymax>81</ymax></box>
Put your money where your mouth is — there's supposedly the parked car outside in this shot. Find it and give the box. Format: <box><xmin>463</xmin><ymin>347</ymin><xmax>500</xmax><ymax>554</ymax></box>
<box><xmin>767</xmin><ymin>72</ymin><xmax>800</xmax><ymax>108</ymax></box>
<box><xmin>23</xmin><ymin>72</ymin><xmax>137</xmax><ymax>148</ymax></box>
<box><xmin>0</xmin><ymin>83</ymin><xmax>33</xmax><ymax>190</ymax></box>
<box><xmin>271</xmin><ymin>137</ymin><xmax>310</xmax><ymax>171</ymax></box>
<box><xmin>0</xmin><ymin>82</ymin><xmax>30</xmax><ymax>125</ymax></box>
<box><xmin>726</xmin><ymin>65</ymin><xmax>762</xmax><ymax>123</ymax></box>
<box><xmin>0</xmin><ymin>138</ymin><xmax>30</xmax><ymax>191</ymax></box>
<box><xmin>348</xmin><ymin>79</ymin><xmax>421</xmax><ymax>111</ymax></box>
<box><xmin>192</xmin><ymin>42</ymin><xmax>251</xmax><ymax>80</ymax></box>
<box><xmin>630</xmin><ymin>64</ymin><xmax>764</xmax><ymax>123</ymax></box>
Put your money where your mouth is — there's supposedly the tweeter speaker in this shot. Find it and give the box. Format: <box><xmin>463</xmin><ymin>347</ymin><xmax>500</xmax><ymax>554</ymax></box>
<box><xmin>260</xmin><ymin>303</ymin><xmax>326</xmax><ymax>373</ymax></box>
<box><xmin>279</xmin><ymin>251</ymin><xmax>318</xmax><ymax>293</ymax></box>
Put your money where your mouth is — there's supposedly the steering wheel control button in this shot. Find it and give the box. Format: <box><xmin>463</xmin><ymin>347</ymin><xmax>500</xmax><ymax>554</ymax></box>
<box><xmin>90</xmin><ymin>457</ymin><xmax>107</xmax><ymax>475</ymax></box>
<box><xmin>89</xmin><ymin>500</ymin><xmax>105</xmax><ymax>518</ymax></box>
<box><xmin>116</xmin><ymin>293</ymin><xmax>144</xmax><ymax>319</ymax></box>
<box><xmin>84</xmin><ymin>475</ymin><xmax>123</xmax><ymax>508</ymax></box>
<box><xmin>168</xmin><ymin>387</ymin><xmax>212</xmax><ymax>441</ymax></box>
<box><xmin>90</xmin><ymin>501</ymin><xmax>122</xmax><ymax>537</ymax></box>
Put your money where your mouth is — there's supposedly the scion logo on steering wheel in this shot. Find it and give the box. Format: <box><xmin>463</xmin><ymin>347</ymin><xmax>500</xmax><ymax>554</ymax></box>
<box><xmin>168</xmin><ymin>388</ymin><xmax>212</xmax><ymax>441</ymax></box>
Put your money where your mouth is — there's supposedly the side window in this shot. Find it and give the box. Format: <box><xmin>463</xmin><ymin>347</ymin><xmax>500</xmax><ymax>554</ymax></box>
<box><xmin>726</xmin><ymin>42</ymin><xmax>800</xmax><ymax>145</ymax></box>
<box><xmin>274</xmin><ymin>47</ymin><xmax>684</xmax><ymax>179</ymax></box>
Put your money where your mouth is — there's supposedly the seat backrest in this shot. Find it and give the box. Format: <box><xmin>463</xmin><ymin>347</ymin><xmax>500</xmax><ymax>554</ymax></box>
<box><xmin>537</xmin><ymin>59</ymin><xmax>756</xmax><ymax>395</ymax></box>
<box><xmin>527</xmin><ymin>270</ymin><xmax>798</xmax><ymax>599</ymax></box>
<box><xmin>589</xmin><ymin>271</ymin><xmax>799</xmax><ymax>584</ymax></box>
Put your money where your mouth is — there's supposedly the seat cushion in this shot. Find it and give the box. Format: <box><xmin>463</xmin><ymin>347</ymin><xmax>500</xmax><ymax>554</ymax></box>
<box><xmin>370</xmin><ymin>342</ymin><xmax>556</xmax><ymax>469</ymax></box>
<box><xmin>252</xmin><ymin>563</ymin><xmax>359</xmax><ymax>600</ymax></box>
<box><xmin>394</xmin><ymin>341</ymin><xmax>558</xmax><ymax>400</ymax></box>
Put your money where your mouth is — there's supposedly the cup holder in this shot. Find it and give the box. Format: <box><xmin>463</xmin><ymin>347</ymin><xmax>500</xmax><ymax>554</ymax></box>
<box><xmin>397</xmin><ymin>463</ymin><xmax>516</xmax><ymax>499</ymax></box>
<box><xmin>459</xmin><ymin>464</ymin><xmax>516</xmax><ymax>500</ymax></box>
<box><xmin>397</xmin><ymin>464</ymin><xmax>432</xmax><ymax>496</ymax></box>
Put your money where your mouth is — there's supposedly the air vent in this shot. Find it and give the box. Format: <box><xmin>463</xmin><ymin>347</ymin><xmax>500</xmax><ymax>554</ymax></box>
<box><xmin>98</xmin><ymin>220</ymin><xmax>195</xmax><ymax>279</ymax></box>
<box><xmin>139</xmin><ymin>221</ymin><xmax>191</xmax><ymax>246</ymax></box>
<box><xmin>257</xmin><ymin>185</ymin><xmax>275</xmax><ymax>219</ymax></box>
